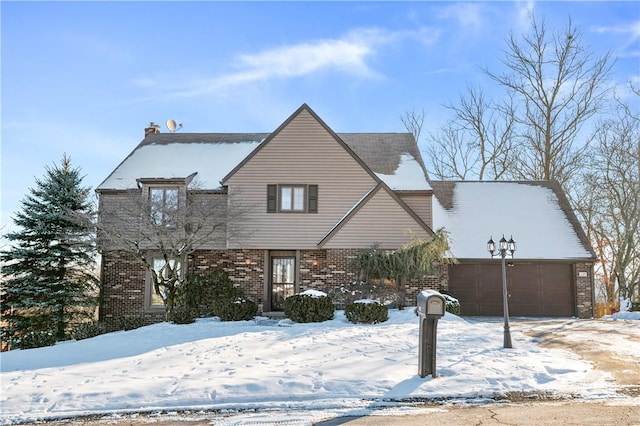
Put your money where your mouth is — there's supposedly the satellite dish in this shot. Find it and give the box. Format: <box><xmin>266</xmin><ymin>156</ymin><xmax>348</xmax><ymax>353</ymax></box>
<box><xmin>165</xmin><ymin>119</ymin><xmax>183</xmax><ymax>133</ymax></box>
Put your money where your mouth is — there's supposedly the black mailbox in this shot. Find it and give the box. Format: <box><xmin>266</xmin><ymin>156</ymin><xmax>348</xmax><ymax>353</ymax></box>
<box><xmin>417</xmin><ymin>290</ymin><xmax>446</xmax><ymax>378</ymax></box>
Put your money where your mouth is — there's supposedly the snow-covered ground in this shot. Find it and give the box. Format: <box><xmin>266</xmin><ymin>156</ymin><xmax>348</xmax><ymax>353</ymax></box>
<box><xmin>1</xmin><ymin>309</ymin><xmax>638</xmax><ymax>425</ymax></box>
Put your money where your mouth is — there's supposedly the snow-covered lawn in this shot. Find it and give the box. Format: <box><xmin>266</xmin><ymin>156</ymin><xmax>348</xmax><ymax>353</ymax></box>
<box><xmin>1</xmin><ymin>309</ymin><xmax>638</xmax><ymax>425</ymax></box>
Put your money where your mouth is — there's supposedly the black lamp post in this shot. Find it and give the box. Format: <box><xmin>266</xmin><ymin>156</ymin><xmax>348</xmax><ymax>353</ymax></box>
<box><xmin>487</xmin><ymin>235</ymin><xmax>516</xmax><ymax>349</ymax></box>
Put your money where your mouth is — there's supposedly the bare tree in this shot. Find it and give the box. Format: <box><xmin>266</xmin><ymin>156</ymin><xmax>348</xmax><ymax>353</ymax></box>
<box><xmin>401</xmin><ymin>109</ymin><xmax>430</xmax><ymax>180</ymax></box>
<box><xmin>423</xmin><ymin>86</ymin><xmax>516</xmax><ymax>180</ymax></box>
<box><xmin>98</xmin><ymin>180</ymin><xmax>250</xmax><ymax>316</ymax></box>
<box><xmin>486</xmin><ymin>13</ymin><xmax>613</xmax><ymax>187</ymax></box>
<box><xmin>574</xmin><ymin>89</ymin><xmax>640</xmax><ymax>305</ymax></box>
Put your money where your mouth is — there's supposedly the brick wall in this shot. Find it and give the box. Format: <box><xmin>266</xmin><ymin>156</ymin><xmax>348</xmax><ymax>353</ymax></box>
<box><xmin>189</xmin><ymin>249</ymin><xmax>265</xmax><ymax>312</ymax></box>
<box><xmin>99</xmin><ymin>251</ymin><xmax>165</xmax><ymax>330</ymax></box>
<box><xmin>298</xmin><ymin>249</ymin><xmax>447</xmax><ymax>305</ymax></box>
<box><xmin>575</xmin><ymin>262</ymin><xmax>595</xmax><ymax>318</ymax></box>
<box><xmin>100</xmin><ymin>248</ymin><xmax>451</xmax><ymax>327</ymax></box>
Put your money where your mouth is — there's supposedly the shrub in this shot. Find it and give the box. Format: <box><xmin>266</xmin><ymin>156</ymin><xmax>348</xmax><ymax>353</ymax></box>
<box><xmin>18</xmin><ymin>330</ymin><xmax>57</xmax><ymax>349</ymax></box>
<box><xmin>213</xmin><ymin>297</ymin><xmax>258</xmax><ymax>321</ymax></box>
<box><xmin>71</xmin><ymin>321</ymin><xmax>106</xmax><ymax>340</ymax></box>
<box><xmin>345</xmin><ymin>300</ymin><xmax>389</xmax><ymax>324</ymax></box>
<box><xmin>116</xmin><ymin>315</ymin><xmax>145</xmax><ymax>331</ymax></box>
<box><xmin>327</xmin><ymin>281</ymin><xmax>397</xmax><ymax>309</ymax></box>
<box><xmin>443</xmin><ymin>293</ymin><xmax>461</xmax><ymax>315</ymax></box>
<box><xmin>284</xmin><ymin>291</ymin><xmax>334</xmax><ymax>323</ymax></box>
<box><xmin>176</xmin><ymin>270</ymin><xmax>242</xmax><ymax>318</ymax></box>
<box><xmin>168</xmin><ymin>304</ymin><xmax>197</xmax><ymax>324</ymax></box>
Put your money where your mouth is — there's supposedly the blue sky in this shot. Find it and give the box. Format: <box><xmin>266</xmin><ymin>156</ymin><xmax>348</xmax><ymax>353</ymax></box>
<box><xmin>2</xmin><ymin>1</ymin><xmax>639</xmax><ymax>237</ymax></box>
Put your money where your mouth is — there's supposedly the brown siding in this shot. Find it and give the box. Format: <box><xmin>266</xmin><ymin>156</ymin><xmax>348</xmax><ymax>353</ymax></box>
<box><xmin>98</xmin><ymin>190</ymin><xmax>228</xmax><ymax>252</ymax></box>
<box><xmin>225</xmin><ymin>109</ymin><xmax>382</xmax><ymax>249</ymax></box>
<box><xmin>225</xmin><ymin>110</ymin><xmax>429</xmax><ymax>250</ymax></box>
<box><xmin>323</xmin><ymin>189</ymin><xmax>430</xmax><ymax>249</ymax></box>
<box><xmin>399</xmin><ymin>193</ymin><xmax>432</xmax><ymax>228</ymax></box>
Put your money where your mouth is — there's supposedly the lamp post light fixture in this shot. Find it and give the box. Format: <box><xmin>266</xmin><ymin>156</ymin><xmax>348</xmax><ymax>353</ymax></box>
<box><xmin>487</xmin><ymin>235</ymin><xmax>516</xmax><ymax>349</ymax></box>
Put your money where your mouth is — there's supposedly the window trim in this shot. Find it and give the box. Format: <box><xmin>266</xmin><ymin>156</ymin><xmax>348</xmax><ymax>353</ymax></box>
<box><xmin>144</xmin><ymin>254</ymin><xmax>182</xmax><ymax>312</ymax></box>
<box><xmin>266</xmin><ymin>184</ymin><xmax>318</xmax><ymax>214</ymax></box>
<box><xmin>148</xmin><ymin>186</ymin><xmax>180</xmax><ymax>227</ymax></box>
<box><xmin>279</xmin><ymin>184</ymin><xmax>307</xmax><ymax>212</ymax></box>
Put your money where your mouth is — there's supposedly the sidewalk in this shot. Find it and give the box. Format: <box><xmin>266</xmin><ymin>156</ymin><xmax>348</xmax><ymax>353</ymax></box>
<box><xmin>316</xmin><ymin>401</ymin><xmax>640</xmax><ymax>425</ymax></box>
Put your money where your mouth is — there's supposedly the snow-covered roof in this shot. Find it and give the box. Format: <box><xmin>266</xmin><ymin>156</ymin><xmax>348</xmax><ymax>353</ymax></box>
<box><xmin>374</xmin><ymin>153</ymin><xmax>430</xmax><ymax>190</ymax></box>
<box><xmin>98</xmin><ymin>132</ymin><xmax>431</xmax><ymax>191</ymax></box>
<box><xmin>97</xmin><ymin>134</ymin><xmax>266</xmax><ymax>190</ymax></box>
<box><xmin>340</xmin><ymin>133</ymin><xmax>431</xmax><ymax>191</ymax></box>
<box><xmin>431</xmin><ymin>181</ymin><xmax>595</xmax><ymax>260</ymax></box>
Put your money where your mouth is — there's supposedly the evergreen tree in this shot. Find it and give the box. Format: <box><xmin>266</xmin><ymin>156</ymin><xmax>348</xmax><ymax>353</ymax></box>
<box><xmin>1</xmin><ymin>155</ymin><xmax>98</xmax><ymax>348</ymax></box>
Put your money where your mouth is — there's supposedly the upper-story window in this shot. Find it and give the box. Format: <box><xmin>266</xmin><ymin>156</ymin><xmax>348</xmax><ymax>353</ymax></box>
<box><xmin>280</xmin><ymin>185</ymin><xmax>305</xmax><ymax>211</ymax></box>
<box><xmin>267</xmin><ymin>184</ymin><xmax>318</xmax><ymax>213</ymax></box>
<box><xmin>150</xmin><ymin>187</ymin><xmax>179</xmax><ymax>226</ymax></box>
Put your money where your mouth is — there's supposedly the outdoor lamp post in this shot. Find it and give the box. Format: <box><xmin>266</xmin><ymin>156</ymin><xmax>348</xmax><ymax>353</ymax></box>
<box><xmin>487</xmin><ymin>235</ymin><xmax>516</xmax><ymax>349</ymax></box>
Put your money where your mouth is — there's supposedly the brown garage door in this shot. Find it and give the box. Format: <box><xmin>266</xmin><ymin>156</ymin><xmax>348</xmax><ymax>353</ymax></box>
<box><xmin>448</xmin><ymin>263</ymin><xmax>574</xmax><ymax>317</ymax></box>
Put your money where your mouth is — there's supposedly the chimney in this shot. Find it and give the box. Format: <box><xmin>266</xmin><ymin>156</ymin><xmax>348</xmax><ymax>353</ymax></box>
<box><xmin>145</xmin><ymin>122</ymin><xmax>160</xmax><ymax>137</ymax></box>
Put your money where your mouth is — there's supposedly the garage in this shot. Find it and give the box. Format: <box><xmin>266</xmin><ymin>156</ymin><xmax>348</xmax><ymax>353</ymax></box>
<box><xmin>448</xmin><ymin>263</ymin><xmax>575</xmax><ymax>317</ymax></box>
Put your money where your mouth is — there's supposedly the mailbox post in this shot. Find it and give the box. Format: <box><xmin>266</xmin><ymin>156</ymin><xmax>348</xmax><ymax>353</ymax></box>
<box><xmin>417</xmin><ymin>290</ymin><xmax>446</xmax><ymax>378</ymax></box>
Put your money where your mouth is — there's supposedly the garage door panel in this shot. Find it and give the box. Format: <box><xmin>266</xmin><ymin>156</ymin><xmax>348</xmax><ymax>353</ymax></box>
<box><xmin>449</xmin><ymin>263</ymin><xmax>574</xmax><ymax>317</ymax></box>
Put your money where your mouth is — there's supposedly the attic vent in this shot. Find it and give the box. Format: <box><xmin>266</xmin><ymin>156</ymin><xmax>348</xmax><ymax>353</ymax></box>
<box><xmin>145</xmin><ymin>122</ymin><xmax>160</xmax><ymax>137</ymax></box>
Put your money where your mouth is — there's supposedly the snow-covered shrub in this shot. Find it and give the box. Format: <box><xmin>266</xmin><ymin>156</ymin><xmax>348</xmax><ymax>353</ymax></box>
<box><xmin>345</xmin><ymin>300</ymin><xmax>388</xmax><ymax>324</ymax></box>
<box><xmin>284</xmin><ymin>290</ymin><xmax>334</xmax><ymax>323</ymax></box>
<box><xmin>327</xmin><ymin>281</ymin><xmax>397</xmax><ymax>309</ymax></box>
<box><xmin>443</xmin><ymin>293</ymin><xmax>461</xmax><ymax>315</ymax></box>
<box><xmin>71</xmin><ymin>321</ymin><xmax>106</xmax><ymax>340</ymax></box>
<box><xmin>213</xmin><ymin>297</ymin><xmax>258</xmax><ymax>321</ymax></box>
<box><xmin>115</xmin><ymin>315</ymin><xmax>145</xmax><ymax>331</ymax></box>
<box><xmin>18</xmin><ymin>330</ymin><xmax>57</xmax><ymax>349</ymax></box>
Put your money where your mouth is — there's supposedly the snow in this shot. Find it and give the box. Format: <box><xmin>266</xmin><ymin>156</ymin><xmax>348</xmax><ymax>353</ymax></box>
<box><xmin>299</xmin><ymin>289</ymin><xmax>328</xmax><ymax>298</ymax></box>
<box><xmin>98</xmin><ymin>141</ymin><xmax>262</xmax><ymax>190</ymax></box>
<box><xmin>606</xmin><ymin>311</ymin><xmax>640</xmax><ymax>321</ymax></box>
<box><xmin>2</xmin><ymin>310</ymin><xmax>638</xmax><ymax>425</ymax></box>
<box><xmin>375</xmin><ymin>154</ymin><xmax>431</xmax><ymax>191</ymax></box>
<box><xmin>432</xmin><ymin>182</ymin><xmax>593</xmax><ymax>259</ymax></box>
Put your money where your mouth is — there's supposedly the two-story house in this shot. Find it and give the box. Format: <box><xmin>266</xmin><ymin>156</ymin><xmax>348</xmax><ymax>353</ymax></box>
<box><xmin>97</xmin><ymin>104</ymin><xmax>595</xmax><ymax>327</ymax></box>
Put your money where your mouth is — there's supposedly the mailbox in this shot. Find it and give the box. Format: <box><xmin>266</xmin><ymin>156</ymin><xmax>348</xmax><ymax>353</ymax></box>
<box><xmin>417</xmin><ymin>290</ymin><xmax>446</xmax><ymax>318</ymax></box>
<box><xmin>417</xmin><ymin>290</ymin><xmax>446</xmax><ymax>378</ymax></box>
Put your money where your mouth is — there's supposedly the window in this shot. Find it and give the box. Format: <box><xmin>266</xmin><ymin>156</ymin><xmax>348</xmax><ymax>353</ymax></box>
<box><xmin>267</xmin><ymin>184</ymin><xmax>318</xmax><ymax>213</ymax></box>
<box><xmin>148</xmin><ymin>256</ymin><xmax>181</xmax><ymax>308</ymax></box>
<box><xmin>150</xmin><ymin>187</ymin><xmax>179</xmax><ymax>226</ymax></box>
<box><xmin>281</xmin><ymin>186</ymin><xmax>305</xmax><ymax>211</ymax></box>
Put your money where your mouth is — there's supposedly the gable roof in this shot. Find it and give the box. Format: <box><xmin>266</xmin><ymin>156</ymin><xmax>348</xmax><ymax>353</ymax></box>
<box><xmin>431</xmin><ymin>180</ymin><xmax>596</xmax><ymax>260</ymax></box>
<box><xmin>98</xmin><ymin>104</ymin><xmax>431</xmax><ymax>192</ymax></box>
<box><xmin>318</xmin><ymin>182</ymin><xmax>434</xmax><ymax>247</ymax></box>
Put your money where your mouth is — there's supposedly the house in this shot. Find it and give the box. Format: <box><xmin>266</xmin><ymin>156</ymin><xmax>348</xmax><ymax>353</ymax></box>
<box><xmin>96</xmin><ymin>104</ymin><xmax>595</xmax><ymax>327</ymax></box>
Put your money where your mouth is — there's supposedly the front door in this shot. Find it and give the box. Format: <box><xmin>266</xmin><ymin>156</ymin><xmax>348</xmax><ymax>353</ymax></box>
<box><xmin>270</xmin><ymin>253</ymin><xmax>296</xmax><ymax>311</ymax></box>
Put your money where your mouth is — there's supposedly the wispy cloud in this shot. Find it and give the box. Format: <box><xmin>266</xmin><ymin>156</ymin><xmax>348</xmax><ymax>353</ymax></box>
<box><xmin>592</xmin><ymin>21</ymin><xmax>640</xmax><ymax>58</ymax></box>
<box><xmin>436</xmin><ymin>3</ymin><xmax>486</xmax><ymax>31</ymax></box>
<box><xmin>139</xmin><ymin>27</ymin><xmax>437</xmax><ymax>98</ymax></box>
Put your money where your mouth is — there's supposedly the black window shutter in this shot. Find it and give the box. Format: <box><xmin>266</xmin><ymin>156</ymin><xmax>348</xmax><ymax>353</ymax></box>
<box><xmin>308</xmin><ymin>185</ymin><xmax>318</xmax><ymax>213</ymax></box>
<box><xmin>267</xmin><ymin>184</ymin><xmax>277</xmax><ymax>213</ymax></box>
